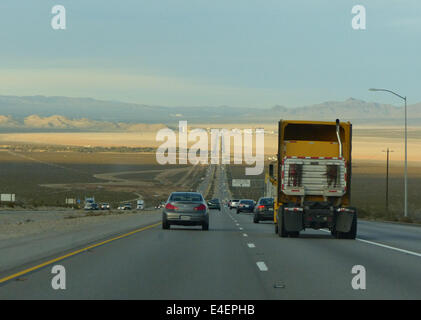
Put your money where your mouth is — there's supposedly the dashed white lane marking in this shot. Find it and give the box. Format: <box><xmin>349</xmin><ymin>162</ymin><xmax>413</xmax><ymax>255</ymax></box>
<box><xmin>236</xmin><ymin>223</ymin><xmax>240</xmax><ymax>226</ymax></box>
<box><xmin>239</xmin><ymin>227</ymin><xmax>243</xmax><ymax>230</ymax></box>
<box><xmin>256</xmin><ymin>262</ymin><xmax>268</xmax><ymax>271</ymax></box>
<box><xmin>243</xmin><ymin>233</ymin><xmax>248</xmax><ymax>237</ymax></box>
<box><xmin>320</xmin><ymin>229</ymin><xmax>421</xmax><ymax>258</ymax></box>
<box><xmin>247</xmin><ymin>243</ymin><xmax>256</xmax><ymax>248</ymax></box>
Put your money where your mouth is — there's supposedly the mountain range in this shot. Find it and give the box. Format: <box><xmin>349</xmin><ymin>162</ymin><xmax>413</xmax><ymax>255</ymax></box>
<box><xmin>0</xmin><ymin>95</ymin><xmax>420</xmax><ymax>131</ymax></box>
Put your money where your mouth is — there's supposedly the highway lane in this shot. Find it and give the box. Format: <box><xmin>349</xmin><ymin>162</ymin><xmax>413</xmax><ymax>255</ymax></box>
<box><xmin>1</xmin><ymin>164</ymin><xmax>421</xmax><ymax>299</ymax></box>
<box><xmin>0</xmin><ymin>204</ymin><xmax>273</xmax><ymax>299</ymax></box>
<box><xmin>229</xmin><ymin>211</ymin><xmax>421</xmax><ymax>299</ymax></box>
<box><xmin>356</xmin><ymin>220</ymin><xmax>421</xmax><ymax>254</ymax></box>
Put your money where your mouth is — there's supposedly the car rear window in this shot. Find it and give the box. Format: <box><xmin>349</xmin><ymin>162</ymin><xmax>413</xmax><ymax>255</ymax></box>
<box><xmin>260</xmin><ymin>198</ymin><xmax>274</xmax><ymax>205</ymax></box>
<box><xmin>240</xmin><ymin>200</ymin><xmax>254</xmax><ymax>204</ymax></box>
<box><xmin>170</xmin><ymin>193</ymin><xmax>203</xmax><ymax>202</ymax></box>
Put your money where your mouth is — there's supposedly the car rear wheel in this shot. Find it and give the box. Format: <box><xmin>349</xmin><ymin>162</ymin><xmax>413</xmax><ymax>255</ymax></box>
<box><xmin>162</xmin><ymin>219</ymin><xmax>170</xmax><ymax>229</ymax></box>
<box><xmin>202</xmin><ymin>222</ymin><xmax>209</xmax><ymax>231</ymax></box>
<box><xmin>253</xmin><ymin>215</ymin><xmax>259</xmax><ymax>223</ymax></box>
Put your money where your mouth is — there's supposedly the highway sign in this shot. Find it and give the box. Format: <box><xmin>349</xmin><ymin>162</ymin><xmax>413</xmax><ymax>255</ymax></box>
<box><xmin>232</xmin><ymin>179</ymin><xmax>251</xmax><ymax>187</ymax></box>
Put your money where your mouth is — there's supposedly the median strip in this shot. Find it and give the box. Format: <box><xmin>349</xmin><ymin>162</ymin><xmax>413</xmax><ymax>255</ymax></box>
<box><xmin>0</xmin><ymin>221</ymin><xmax>161</xmax><ymax>284</ymax></box>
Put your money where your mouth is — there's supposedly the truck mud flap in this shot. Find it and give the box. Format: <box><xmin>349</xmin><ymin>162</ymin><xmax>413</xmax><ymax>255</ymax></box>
<box><xmin>284</xmin><ymin>212</ymin><xmax>303</xmax><ymax>232</ymax></box>
<box><xmin>335</xmin><ymin>212</ymin><xmax>354</xmax><ymax>233</ymax></box>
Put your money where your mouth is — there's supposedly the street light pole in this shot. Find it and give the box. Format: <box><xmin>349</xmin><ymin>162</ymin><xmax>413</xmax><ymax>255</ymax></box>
<box><xmin>404</xmin><ymin>96</ymin><xmax>408</xmax><ymax>218</ymax></box>
<box><xmin>386</xmin><ymin>148</ymin><xmax>389</xmax><ymax>211</ymax></box>
<box><xmin>382</xmin><ymin>148</ymin><xmax>394</xmax><ymax>212</ymax></box>
<box><xmin>369</xmin><ymin>88</ymin><xmax>408</xmax><ymax>217</ymax></box>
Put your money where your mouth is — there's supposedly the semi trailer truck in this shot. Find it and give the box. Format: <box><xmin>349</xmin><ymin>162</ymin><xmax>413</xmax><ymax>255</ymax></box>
<box><xmin>271</xmin><ymin>119</ymin><xmax>357</xmax><ymax>239</ymax></box>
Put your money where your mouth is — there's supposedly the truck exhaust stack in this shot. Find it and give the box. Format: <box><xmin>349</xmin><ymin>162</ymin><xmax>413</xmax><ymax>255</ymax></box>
<box><xmin>336</xmin><ymin>119</ymin><xmax>342</xmax><ymax>158</ymax></box>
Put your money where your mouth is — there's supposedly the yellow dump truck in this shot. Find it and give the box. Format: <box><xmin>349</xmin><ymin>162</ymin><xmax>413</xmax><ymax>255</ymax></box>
<box><xmin>271</xmin><ymin>119</ymin><xmax>357</xmax><ymax>239</ymax></box>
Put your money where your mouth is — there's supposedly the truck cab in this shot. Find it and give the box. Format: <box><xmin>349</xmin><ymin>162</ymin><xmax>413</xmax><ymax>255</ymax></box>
<box><xmin>136</xmin><ymin>200</ymin><xmax>144</xmax><ymax>210</ymax></box>
<box><xmin>273</xmin><ymin>119</ymin><xmax>357</xmax><ymax>239</ymax></box>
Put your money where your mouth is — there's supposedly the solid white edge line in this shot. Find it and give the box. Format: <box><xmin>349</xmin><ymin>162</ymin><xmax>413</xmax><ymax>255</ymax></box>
<box><xmin>319</xmin><ymin>229</ymin><xmax>421</xmax><ymax>258</ymax></box>
<box><xmin>256</xmin><ymin>261</ymin><xmax>268</xmax><ymax>271</ymax></box>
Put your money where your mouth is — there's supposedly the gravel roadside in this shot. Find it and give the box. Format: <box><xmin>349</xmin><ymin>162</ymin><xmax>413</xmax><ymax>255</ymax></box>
<box><xmin>0</xmin><ymin>208</ymin><xmax>162</xmax><ymax>274</ymax></box>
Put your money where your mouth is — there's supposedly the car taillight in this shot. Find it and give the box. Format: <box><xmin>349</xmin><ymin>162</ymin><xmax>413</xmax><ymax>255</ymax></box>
<box><xmin>165</xmin><ymin>203</ymin><xmax>178</xmax><ymax>210</ymax></box>
<box><xmin>194</xmin><ymin>204</ymin><xmax>206</xmax><ymax>211</ymax></box>
<box><xmin>258</xmin><ymin>205</ymin><xmax>265</xmax><ymax>210</ymax></box>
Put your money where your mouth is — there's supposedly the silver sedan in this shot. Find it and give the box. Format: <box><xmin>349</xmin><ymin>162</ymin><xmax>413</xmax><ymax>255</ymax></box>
<box><xmin>162</xmin><ymin>192</ymin><xmax>209</xmax><ymax>230</ymax></box>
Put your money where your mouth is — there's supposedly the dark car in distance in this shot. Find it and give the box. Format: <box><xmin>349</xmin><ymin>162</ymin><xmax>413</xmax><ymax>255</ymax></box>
<box><xmin>253</xmin><ymin>197</ymin><xmax>274</xmax><ymax>223</ymax></box>
<box><xmin>162</xmin><ymin>192</ymin><xmax>209</xmax><ymax>230</ymax></box>
<box><xmin>207</xmin><ymin>198</ymin><xmax>221</xmax><ymax>210</ymax></box>
<box><xmin>237</xmin><ymin>199</ymin><xmax>255</xmax><ymax>214</ymax></box>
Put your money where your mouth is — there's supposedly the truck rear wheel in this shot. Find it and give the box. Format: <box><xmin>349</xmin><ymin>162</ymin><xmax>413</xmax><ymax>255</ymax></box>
<box><xmin>343</xmin><ymin>213</ymin><xmax>357</xmax><ymax>239</ymax></box>
<box><xmin>277</xmin><ymin>209</ymin><xmax>288</xmax><ymax>238</ymax></box>
<box><xmin>337</xmin><ymin>209</ymin><xmax>357</xmax><ymax>239</ymax></box>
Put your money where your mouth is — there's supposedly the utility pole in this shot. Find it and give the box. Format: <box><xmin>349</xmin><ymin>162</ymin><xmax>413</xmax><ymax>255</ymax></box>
<box><xmin>382</xmin><ymin>148</ymin><xmax>394</xmax><ymax>212</ymax></box>
<box><xmin>370</xmin><ymin>88</ymin><xmax>408</xmax><ymax>217</ymax></box>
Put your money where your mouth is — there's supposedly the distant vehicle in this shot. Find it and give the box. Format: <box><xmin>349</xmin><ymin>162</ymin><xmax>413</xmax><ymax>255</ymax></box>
<box><xmin>101</xmin><ymin>203</ymin><xmax>110</xmax><ymax>210</ymax></box>
<box><xmin>253</xmin><ymin>197</ymin><xmax>274</xmax><ymax>223</ymax></box>
<box><xmin>85</xmin><ymin>202</ymin><xmax>99</xmax><ymax>210</ymax></box>
<box><xmin>237</xmin><ymin>199</ymin><xmax>255</xmax><ymax>214</ymax></box>
<box><xmin>85</xmin><ymin>197</ymin><xmax>95</xmax><ymax>204</ymax></box>
<box><xmin>207</xmin><ymin>199</ymin><xmax>221</xmax><ymax>211</ymax></box>
<box><xmin>229</xmin><ymin>199</ymin><xmax>240</xmax><ymax>209</ymax></box>
<box><xmin>155</xmin><ymin>201</ymin><xmax>165</xmax><ymax>209</ymax></box>
<box><xmin>136</xmin><ymin>200</ymin><xmax>144</xmax><ymax>210</ymax></box>
<box><xmin>162</xmin><ymin>192</ymin><xmax>209</xmax><ymax>230</ymax></box>
<box><xmin>118</xmin><ymin>203</ymin><xmax>132</xmax><ymax>210</ymax></box>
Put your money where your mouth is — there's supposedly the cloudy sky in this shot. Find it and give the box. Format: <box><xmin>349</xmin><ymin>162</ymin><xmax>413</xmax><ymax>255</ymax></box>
<box><xmin>0</xmin><ymin>0</ymin><xmax>420</xmax><ymax>107</ymax></box>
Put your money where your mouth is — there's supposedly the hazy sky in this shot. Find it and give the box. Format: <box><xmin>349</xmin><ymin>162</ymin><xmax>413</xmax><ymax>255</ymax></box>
<box><xmin>0</xmin><ymin>0</ymin><xmax>420</xmax><ymax>108</ymax></box>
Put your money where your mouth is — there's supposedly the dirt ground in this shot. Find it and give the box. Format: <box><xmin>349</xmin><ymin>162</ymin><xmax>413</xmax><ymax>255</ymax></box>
<box><xmin>0</xmin><ymin>208</ymin><xmax>160</xmax><ymax>241</ymax></box>
<box><xmin>0</xmin><ymin>151</ymin><xmax>207</xmax><ymax>208</ymax></box>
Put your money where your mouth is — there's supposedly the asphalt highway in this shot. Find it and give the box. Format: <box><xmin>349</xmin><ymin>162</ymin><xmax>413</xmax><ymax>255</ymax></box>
<box><xmin>1</xmin><ymin>165</ymin><xmax>420</xmax><ymax>299</ymax></box>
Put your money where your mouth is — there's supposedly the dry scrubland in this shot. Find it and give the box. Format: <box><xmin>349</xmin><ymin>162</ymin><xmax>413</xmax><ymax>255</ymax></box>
<box><xmin>0</xmin><ymin>125</ymin><xmax>420</xmax><ymax>222</ymax></box>
<box><xmin>0</xmin><ymin>151</ymin><xmax>207</xmax><ymax>208</ymax></box>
